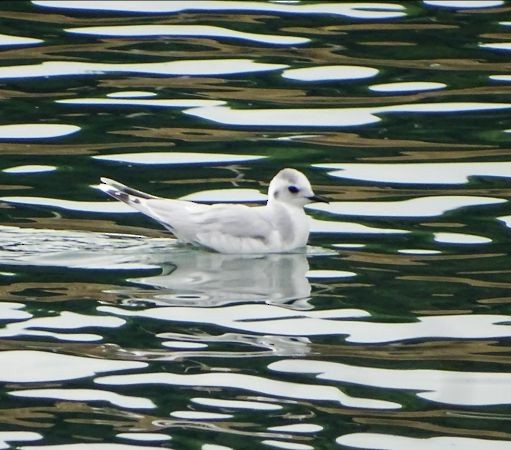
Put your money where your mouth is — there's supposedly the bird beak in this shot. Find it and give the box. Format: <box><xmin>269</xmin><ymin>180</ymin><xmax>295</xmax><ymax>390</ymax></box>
<box><xmin>307</xmin><ymin>194</ymin><xmax>330</xmax><ymax>203</ymax></box>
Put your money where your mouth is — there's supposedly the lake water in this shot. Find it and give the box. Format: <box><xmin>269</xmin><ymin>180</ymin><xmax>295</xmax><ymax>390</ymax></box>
<box><xmin>1</xmin><ymin>1</ymin><xmax>511</xmax><ymax>449</ymax></box>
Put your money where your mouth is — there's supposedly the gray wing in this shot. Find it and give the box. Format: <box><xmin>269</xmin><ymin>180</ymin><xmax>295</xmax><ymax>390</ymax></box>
<box><xmin>143</xmin><ymin>200</ymin><xmax>276</xmax><ymax>252</ymax></box>
<box><xmin>99</xmin><ymin>178</ymin><xmax>275</xmax><ymax>252</ymax></box>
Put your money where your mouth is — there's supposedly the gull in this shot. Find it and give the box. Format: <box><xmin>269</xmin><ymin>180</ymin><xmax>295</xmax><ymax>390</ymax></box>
<box><xmin>99</xmin><ymin>168</ymin><xmax>328</xmax><ymax>254</ymax></box>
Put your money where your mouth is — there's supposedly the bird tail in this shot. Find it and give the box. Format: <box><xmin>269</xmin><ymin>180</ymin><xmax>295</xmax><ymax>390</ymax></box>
<box><xmin>99</xmin><ymin>178</ymin><xmax>158</xmax><ymax>212</ymax></box>
<box><xmin>99</xmin><ymin>178</ymin><xmax>177</xmax><ymax>233</ymax></box>
<box><xmin>99</xmin><ymin>177</ymin><xmax>157</xmax><ymax>204</ymax></box>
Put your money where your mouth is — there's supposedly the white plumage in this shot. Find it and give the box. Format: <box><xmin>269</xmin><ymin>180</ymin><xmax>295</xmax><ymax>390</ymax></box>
<box><xmin>99</xmin><ymin>168</ymin><xmax>328</xmax><ymax>254</ymax></box>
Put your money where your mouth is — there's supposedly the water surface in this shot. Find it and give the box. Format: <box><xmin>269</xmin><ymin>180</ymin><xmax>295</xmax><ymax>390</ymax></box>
<box><xmin>1</xmin><ymin>1</ymin><xmax>511</xmax><ymax>449</ymax></box>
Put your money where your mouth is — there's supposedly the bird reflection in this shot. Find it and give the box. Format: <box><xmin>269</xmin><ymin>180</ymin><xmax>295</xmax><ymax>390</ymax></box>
<box><xmin>0</xmin><ymin>226</ymin><xmax>312</xmax><ymax>309</ymax></box>
<box><xmin>128</xmin><ymin>251</ymin><xmax>312</xmax><ymax>309</ymax></box>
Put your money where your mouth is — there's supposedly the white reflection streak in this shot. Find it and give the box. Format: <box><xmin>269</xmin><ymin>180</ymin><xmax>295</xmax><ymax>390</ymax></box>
<box><xmin>162</xmin><ymin>341</ymin><xmax>207</xmax><ymax>349</ymax></box>
<box><xmin>184</xmin><ymin>106</ymin><xmax>382</xmax><ymax>127</ymax></box>
<box><xmin>313</xmin><ymin>162</ymin><xmax>511</xmax><ymax>184</ymax></box>
<box><xmin>0</xmin><ymin>312</ymin><xmax>126</xmax><ymax>342</ymax></box>
<box><xmin>0</xmin><ymin>33</ymin><xmax>42</xmax><ymax>46</ymax></box>
<box><xmin>20</xmin><ymin>443</ymin><xmax>167</xmax><ymax>450</ymax></box>
<box><xmin>0</xmin><ymin>303</ymin><xmax>31</xmax><ymax>320</ymax></box>
<box><xmin>307</xmin><ymin>196</ymin><xmax>506</xmax><ymax>218</ymax></box>
<box><xmin>66</xmin><ymin>25</ymin><xmax>309</xmax><ymax>45</ymax></box>
<box><xmin>170</xmin><ymin>411</ymin><xmax>233</xmax><ymax>419</ymax></box>
<box><xmin>424</xmin><ymin>0</ymin><xmax>504</xmax><ymax>8</ymax></box>
<box><xmin>106</xmin><ymin>91</ymin><xmax>156</xmax><ymax>98</ymax></box>
<box><xmin>192</xmin><ymin>397</ymin><xmax>282</xmax><ymax>411</ymax></box>
<box><xmin>282</xmin><ymin>65</ymin><xmax>378</xmax><ymax>81</ymax></box>
<box><xmin>9</xmin><ymin>388</ymin><xmax>155</xmax><ymax>409</ymax></box>
<box><xmin>98</xmin><ymin>305</ymin><xmax>511</xmax><ymax>343</ymax></box>
<box><xmin>498</xmin><ymin>215</ymin><xmax>511</xmax><ymax>228</ymax></box>
<box><xmin>309</xmin><ymin>218</ymin><xmax>408</xmax><ymax>235</ymax></box>
<box><xmin>0</xmin><ymin>432</ymin><xmax>42</xmax><ymax>449</ymax></box>
<box><xmin>369</xmin><ymin>81</ymin><xmax>446</xmax><ymax>92</ymax></box>
<box><xmin>307</xmin><ymin>270</ymin><xmax>356</xmax><ymax>279</ymax></box>
<box><xmin>116</xmin><ymin>433</ymin><xmax>172</xmax><ymax>442</ymax></box>
<box><xmin>95</xmin><ymin>371</ymin><xmax>399</xmax><ymax>409</ymax></box>
<box><xmin>100</xmin><ymin>304</ymin><xmax>370</xmax><ymax>323</ymax></box>
<box><xmin>433</xmin><ymin>232</ymin><xmax>491</xmax><ymax>244</ymax></box>
<box><xmin>0</xmin><ymin>124</ymin><xmax>80</xmax><ymax>138</ymax></box>
<box><xmin>481</xmin><ymin>43</ymin><xmax>511</xmax><ymax>51</ymax></box>
<box><xmin>490</xmin><ymin>75</ymin><xmax>511</xmax><ymax>81</ymax></box>
<box><xmin>0</xmin><ymin>350</ymin><xmax>146</xmax><ymax>382</ymax></box>
<box><xmin>268</xmin><ymin>424</ymin><xmax>323</xmax><ymax>433</ymax></box>
<box><xmin>184</xmin><ymin>102</ymin><xmax>511</xmax><ymax>127</ymax></box>
<box><xmin>33</xmin><ymin>1</ymin><xmax>407</xmax><ymax>19</ymax></box>
<box><xmin>381</xmin><ymin>102</ymin><xmax>511</xmax><ymax>113</ymax></box>
<box><xmin>57</xmin><ymin>98</ymin><xmax>226</xmax><ymax>108</ymax></box>
<box><xmin>0</xmin><ymin>60</ymin><xmax>287</xmax><ymax>79</ymax></box>
<box><xmin>3</xmin><ymin>165</ymin><xmax>56</xmax><ymax>174</ymax></box>
<box><xmin>270</xmin><ymin>359</ymin><xmax>511</xmax><ymax>406</ymax></box>
<box><xmin>337</xmin><ymin>433</ymin><xmax>511</xmax><ymax>450</ymax></box>
<box><xmin>92</xmin><ymin>151</ymin><xmax>265</xmax><ymax>164</ymax></box>
<box><xmin>261</xmin><ymin>441</ymin><xmax>313</xmax><ymax>450</ymax></box>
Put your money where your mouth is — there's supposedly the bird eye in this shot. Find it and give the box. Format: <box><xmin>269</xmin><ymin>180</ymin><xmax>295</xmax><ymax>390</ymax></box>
<box><xmin>288</xmin><ymin>186</ymin><xmax>299</xmax><ymax>194</ymax></box>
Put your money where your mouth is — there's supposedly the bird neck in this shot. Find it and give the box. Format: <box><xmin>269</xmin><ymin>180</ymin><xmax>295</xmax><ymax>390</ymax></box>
<box><xmin>267</xmin><ymin>198</ymin><xmax>300</xmax><ymax>210</ymax></box>
<box><xmin>266</xmin><ymin>199</ymin><xmax>306</xmax><ymax>221</ymax></box>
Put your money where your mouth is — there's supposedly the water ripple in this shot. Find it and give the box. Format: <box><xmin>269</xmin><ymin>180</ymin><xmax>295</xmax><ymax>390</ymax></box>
<box><xmin>66</xmin><ymin>24</ymin><xmax>309</xmax><ymax>45</ymax></box>
<box><xmin>0</xmin><ymin>60</ymin><xmax>287</xmax><ymax>79</ymax></box>
<box><xmin>2</xmin><ymin>1</ymin><xmax>511</xmax><ymax>447</ymax></box>
<box><xmin>33</xmin><ymin>1</ymin><xmax>407</xmax><ymax>19</ymax></box>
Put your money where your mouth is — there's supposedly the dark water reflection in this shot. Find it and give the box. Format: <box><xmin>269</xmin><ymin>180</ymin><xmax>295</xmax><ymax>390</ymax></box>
<box><xmin>1</xmin><ymin>1</ymin><xmax>511</xmax><ymax>449</ymax></box>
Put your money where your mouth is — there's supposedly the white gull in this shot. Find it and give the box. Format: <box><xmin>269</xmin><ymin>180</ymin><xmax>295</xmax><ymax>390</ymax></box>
<box><xmin>99</xmin><ymin>168</ymin><xmax>328</xmax><ymax>254</ymax></box>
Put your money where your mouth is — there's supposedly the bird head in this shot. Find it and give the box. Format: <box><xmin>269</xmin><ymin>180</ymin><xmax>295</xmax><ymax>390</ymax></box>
<box><xmin>268</xmin><ymin>168</ymin><xmax>329</xmax><ymax>207</ymax></box>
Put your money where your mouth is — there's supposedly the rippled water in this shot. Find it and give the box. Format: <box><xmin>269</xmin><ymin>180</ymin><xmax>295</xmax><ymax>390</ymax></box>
<box><xmin>1</xmin><ymin>1</ymin><xmax>511</xmax><ymax>449</ymax></box>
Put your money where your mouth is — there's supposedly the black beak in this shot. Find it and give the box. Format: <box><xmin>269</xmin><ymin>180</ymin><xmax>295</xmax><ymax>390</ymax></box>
<box><xmin>307</xmin><ymin>194</ymin><xmax>330</xmax><ymax>204</ymax></box>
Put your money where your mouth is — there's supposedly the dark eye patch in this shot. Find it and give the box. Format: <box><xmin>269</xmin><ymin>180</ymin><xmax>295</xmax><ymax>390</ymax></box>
<box><xmin>288</xmin><ymin>186</ymin><xmax>299</xmax><ymax>194</ymax></box>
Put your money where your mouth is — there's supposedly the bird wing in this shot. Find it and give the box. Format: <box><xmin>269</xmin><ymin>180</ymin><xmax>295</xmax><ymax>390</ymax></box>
<box><xmin>100</xmin><ymin>177</ymin><xmax>278</xmax><ymax>253</ymax></box>
<box><xmin>143</xmin><ymin>200</ymin><xmax>276</xmax><ymax>252</ymax></box>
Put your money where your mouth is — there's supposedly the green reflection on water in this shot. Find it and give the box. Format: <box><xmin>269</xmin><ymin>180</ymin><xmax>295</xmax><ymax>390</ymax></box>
<box><xmin>0</xmin><ymin>1</ymin><xmax>511</xmax><ymax>448</ymax></box>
